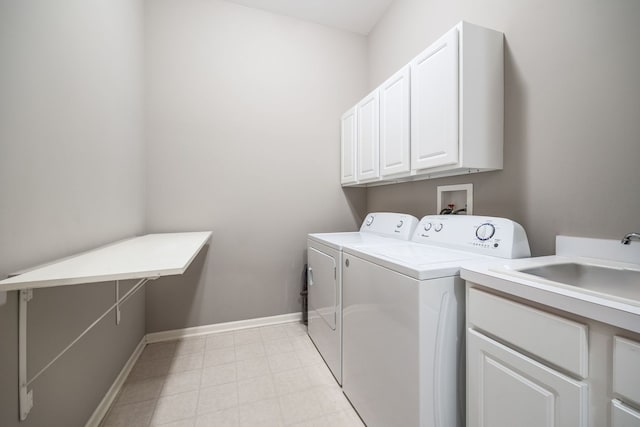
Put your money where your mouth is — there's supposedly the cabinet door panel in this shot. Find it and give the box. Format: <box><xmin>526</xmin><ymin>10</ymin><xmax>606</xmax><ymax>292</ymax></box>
<box><xmin>340</xmin><ymin>107</ymin><xmax>357</xmax><ymax>184</ymax></box>
<box><xmin>356</xmin><ymin>91</ymin><xmax>380</xmax><ymax>182</ymax></box>
<box><xmin>380</xmin><ymin>65</ymin><xmax>410</xmax><ymax>177</ymax></box>
<box><xmin>467</xmin><ymin>329</ymin><xmax>588</xmax><ymax>427</ymax></box>
<box><xmin>411</xmin><ymin>27</ymin><xmax>459</xmax><ymax>170</ymax></box>
<box><xmin>614</xmin><ymin>336</ymin><xmax>640</xmax><ymax>406</ymax></box>
<box><xmin>612</xmin><ymin>400</ymin><xmax>640</xmax><ymax>427</ymax></box>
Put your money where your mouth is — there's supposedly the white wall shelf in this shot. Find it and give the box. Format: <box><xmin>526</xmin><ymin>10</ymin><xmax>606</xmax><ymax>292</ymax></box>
<box><xmin>0</xmin><ymin>231</ymin><xmax>212</xmax><ymax>421</ymax></box>
<box><xmin>0</xmin><ymin>232</ymin><xmax>212</xmax><ymax>291</ymax></box>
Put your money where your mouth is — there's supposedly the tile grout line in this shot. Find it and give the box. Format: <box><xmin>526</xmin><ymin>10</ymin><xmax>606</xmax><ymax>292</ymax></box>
<box><xmin>106</xmin><ymin>323</ymin><xmax>329</xmax><ymax>427</ymax></box>
<box><xmin>234</xmin><ymin>339</ymin><xmax>241</xmax><ymax>424</ymax></box>
<box><xmin>262</xmin><ymin>328</ymin><xmax>288</xmax><ymax>426</ymax></box>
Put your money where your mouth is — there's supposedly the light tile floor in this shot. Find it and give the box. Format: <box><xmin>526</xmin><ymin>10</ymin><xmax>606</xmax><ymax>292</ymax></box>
<box><xmin>101</xmin><ymin>322</ymin><xmax>364</xmax><ymax>427</ymax></box>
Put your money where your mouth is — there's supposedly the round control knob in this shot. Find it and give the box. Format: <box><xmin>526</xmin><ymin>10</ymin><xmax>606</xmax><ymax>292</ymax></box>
<box><xmin>396</xmin><ymin>220</ymin><xmax>404</xmax><ymax>228</ymax></box>
<box><xmin>423</xmin><ymin>222</ymin><xmax>432</xmax><ymax>231</ymax></box>
<box><xmin>365</xmin><ymin>216</ymin><xmax>374</xmax><ymax>226</ymax></box>
<box><xmin>476</xmin><ymin>223</ymin><xmax>496</xmax><ymax>241</ymax></box>
<box><xmin>434</xmin><ymin>223</ymin><xmax>443</xmax><ymax>232</ymax></box>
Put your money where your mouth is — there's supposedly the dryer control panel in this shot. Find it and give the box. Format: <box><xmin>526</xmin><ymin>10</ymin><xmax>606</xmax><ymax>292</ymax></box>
<box><xmin>359</xmin><ymin>212</ymin><xmax>419</xmax><ymax>240</ymax></box>
<box><xmin>412</xmin><ymin>215</ymin><xmax>531</xmax><ymax>259</ymax></box>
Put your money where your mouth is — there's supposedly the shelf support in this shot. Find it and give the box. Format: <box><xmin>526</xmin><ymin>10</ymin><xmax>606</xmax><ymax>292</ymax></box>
<box><xmin>18</xmin><ymin>278</ymin><xmax>150</xmax><ymax>421</ymax></box>
<box><xmin>19</xmin><ymin>289</ymin><xmax>33</xmax><ymax>421</ymax></box>
<box><xmin>115</xmin><ymin>280</ymin><xmax>121</xmax><ymax>325</ymax></box>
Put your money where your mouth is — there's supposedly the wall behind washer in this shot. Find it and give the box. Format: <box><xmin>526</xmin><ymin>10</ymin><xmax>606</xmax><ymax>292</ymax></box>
<box><xmin>0</xmin><ymin>1</ymin><xmax>146</xmax><ymax>425</ymax></box>
<box><xmin>365</xmin><ymin>0</ymin><xmax>640</xmax><ymax>256</ymax></box>
<box><xmin>144</xmin><ymin>0</ymin><xmax>367</xmax><ymax>331</ymax></box>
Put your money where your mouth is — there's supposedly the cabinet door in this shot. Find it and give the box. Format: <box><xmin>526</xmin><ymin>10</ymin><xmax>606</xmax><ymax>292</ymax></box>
<box><xmin>410</xmin><ymin>26</ymin><xmax>459</xmax><ymax>171</ymax></box>
<box><xmin>356</xmin><ymin>91</ymin><xmax>380</xmax><ymax>182</ymax></box>
<box><xmin>340</xmin><ymin>106</ymin><xmax>357</xmax><ymax>185</ymax></box>
<box><xmin>612</xmin><ymin>400</ymin><xmax>640</xmax><ymax>427</ymax></box>
<box><xmin>614</xmin><ymin>336</ymin><xmax>640</xmax><ymax>407</ymax></box>
<box><xmin>467</xmin><ymin>329</ymin><xmax>588</xmax><ymax>427</ymax></box>
<box><xmin>380</xmin><ymin>65</ymin><xmax>410</xmax><ymax>177</ymax></box>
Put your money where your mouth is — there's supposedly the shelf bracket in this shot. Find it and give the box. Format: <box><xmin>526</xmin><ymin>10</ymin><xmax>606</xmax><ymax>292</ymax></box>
<box><xmin>19</xmin><ymin>289</ymin><xmax>33</xmax><ymax>421</ymax></box>
<box><xmin>18</xmin><ymin>278</ymin><xmax>150</xmax><ymax>421</ymax></box>
<box><xmin>115</xmin><ymin>280</ymin><xmax>121</xmax><ymax>325</ymax></box>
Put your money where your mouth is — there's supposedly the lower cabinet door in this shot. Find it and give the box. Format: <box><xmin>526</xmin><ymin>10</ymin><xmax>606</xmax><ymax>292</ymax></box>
<box><xmin>467</xmin><ymin>329</ymin><xmax>588</xmax><ymax>427</ymax></box>
<box><xmin>612</xmin><ymin>400</ymin><xmax>640</xmax><ymax>427</ymax></box>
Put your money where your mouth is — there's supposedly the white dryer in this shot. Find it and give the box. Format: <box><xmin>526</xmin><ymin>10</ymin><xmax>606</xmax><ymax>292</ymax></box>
<box><xmin>341</xmin><ymin>215</ymin><xmax>531</xmax><ymax>427</ymax></box>
<box><xmin>307</xmin><ymin>212</ymin><xmax>419</xmax><ymax>385</ymax></box>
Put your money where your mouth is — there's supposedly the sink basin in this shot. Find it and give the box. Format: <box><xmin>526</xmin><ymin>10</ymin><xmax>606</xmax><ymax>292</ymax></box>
<box><xmin>517</xmin><ymin>263</ymin><xmax>640</xmax><ymax>302</ymax></box>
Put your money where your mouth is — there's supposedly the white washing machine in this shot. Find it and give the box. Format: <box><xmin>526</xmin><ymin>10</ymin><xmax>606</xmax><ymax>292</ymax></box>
<box><xmin>341</xmin><ymin>215</ymin><xmax>531</xmax><ymax>427</ymax></box>
<box><xmin>307</xmin><ymin>212</ymin><xmax>419</xmax><ymax>385</ymax></box>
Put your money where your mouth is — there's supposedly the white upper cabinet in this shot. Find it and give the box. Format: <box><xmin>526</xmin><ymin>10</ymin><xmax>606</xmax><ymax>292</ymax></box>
<box><xmin>340</xmin><ymin>106</ymin><xmax>357</xmax><ymax>185</ymax></box>
<box><xmin>411</xmin><ymin>21</ymin><xmax>504</xmax><ymax>176</ymax></box>
<box><xmin>356</xmin><ymin>90</ymin><xmax>380</xmax><ymax>183</ymax></box>
<box><xmin>411</xmin><ymin>27</ymin><xmax>459</xmax><ymax>171</ymax></box>
<box><xmin>340</xmin><ymin>21</ymin><xmax>503</xmax><ymax>187</ymax></box>
<box><xmin>380</xmin><ymin>65</ymin><xmax>411</xmax><ymax>177</ymax></box>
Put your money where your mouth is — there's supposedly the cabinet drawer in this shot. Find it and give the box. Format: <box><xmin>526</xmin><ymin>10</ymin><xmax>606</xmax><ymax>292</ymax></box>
<box><xmin>612</xmin><ymin>399</ymin><xmax>640</xmax><ymax>427</ymax></box>
<box><xmin>614</xmin><ymin>337</ymin><xmax>640</xmax><ymax>406</ymax></box>
<box><xmin>468</xmin><ymin>287</ymin><xmax>588</xmax><ymax>378</ymax></box>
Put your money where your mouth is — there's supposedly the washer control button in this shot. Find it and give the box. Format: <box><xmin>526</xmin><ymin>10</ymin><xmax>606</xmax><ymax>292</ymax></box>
<box><xmin>476</xmin><ymin>223</ymin><xmax>496</xmax><ymax>241</ymax></box>
<box><xmin>396</xmin><ymin>220</ymin><xmax>404</xmax><ymax>228</ymax></box>
<box><xmin>365</xmin><ymin>215</ymin><xmax>374</xmax><ymax>226</ymax></box>
<box><xmin>423</xmin><ymin>223</ymin><xmax>432</xmax><ymax>231</ymax></box>
<box><xmin>434</xmin><ymin>223</ymin><xmax>443</xmax><ymax>232</ymax></box>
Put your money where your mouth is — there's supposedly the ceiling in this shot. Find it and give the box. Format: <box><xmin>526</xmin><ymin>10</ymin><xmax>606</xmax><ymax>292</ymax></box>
<box><xmin>223</xmin><ymin>0</ymin><xmax>395</xmax><ymax>35</ymax></box>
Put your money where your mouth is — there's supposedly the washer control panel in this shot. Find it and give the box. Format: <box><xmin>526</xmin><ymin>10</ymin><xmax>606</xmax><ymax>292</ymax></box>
<box><xmin>412</xmin><ymin>215</ymin><xmax>531</xmax><ymax>259</ymax></box>
<box><xmin>359</xmin><ymin>212</ymin><xmax>419</xmax><ymax>240</ymax></box>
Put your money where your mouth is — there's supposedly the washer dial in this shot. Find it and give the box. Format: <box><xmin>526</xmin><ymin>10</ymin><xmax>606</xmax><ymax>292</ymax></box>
<box><xmin>476</xmin><ymin>223</ymin><xmax>496</xmax><ymax>241</ymax></box>
<box><xmin>365</xmin><ymin>215</ymin><xmax>374</xmax><ymax>226</ymax></box>
<box><xmin>423</xmin><ymin>222</ymin><xmax>432</xmax><ymax>231</ymax></box>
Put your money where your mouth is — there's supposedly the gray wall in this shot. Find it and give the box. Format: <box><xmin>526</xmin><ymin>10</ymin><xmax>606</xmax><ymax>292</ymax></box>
<box><xmin>365</xmin><ymin>0</ymin><xmax>640</xmax><ymax>256</ymax></box>
<box><xmin>144</xmin><ymin>0</ymin><xmax>367</xmax><ymax>332</ymax></box>
<box><xmin>0</xmin><ymin>1</ymin><xmax>146</xmax><ymax>426</ymax></box>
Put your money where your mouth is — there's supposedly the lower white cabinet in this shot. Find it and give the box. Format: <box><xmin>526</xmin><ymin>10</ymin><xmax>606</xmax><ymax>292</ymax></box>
<box><xmin>467</xmin><ymin>329</ymin><xmax>588</xmax><ymax>427</ymax></box>
<box><xmin>612</xmin><ymin>400</ymin><xmax>640</xmax><ymax>427</ymax></box>
<box><xmin>466</xmin><ymin>284</ymin><xmax>640</xmax><ymax>427</ymax></box>
<box><xmin>613</xmin><ymin>337</ymin><xmax>640</xmax><ymax>426</ymax></box>
<box><xmin>614</xmin><ymin>337</ymin><xmax>640</xmax><ymax>407</ymax></box>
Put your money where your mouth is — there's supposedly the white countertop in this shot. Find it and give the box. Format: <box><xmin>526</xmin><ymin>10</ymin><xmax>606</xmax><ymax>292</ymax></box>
<box><xmin>0</xmin><ymin>231</ymin><xmax>212</xmax><ymax>291</ymax></box>
<box><xmin>461</xmin><ymin>254</ymin><xmax>640</xmax><ymax>334</ymax></box>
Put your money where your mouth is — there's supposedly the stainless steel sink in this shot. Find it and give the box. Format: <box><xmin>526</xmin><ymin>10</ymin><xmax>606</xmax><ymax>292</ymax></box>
<box><xmin>517</xmin><ymin>263</ymin><xmax>640</xmax><ymax>302</ymax></box>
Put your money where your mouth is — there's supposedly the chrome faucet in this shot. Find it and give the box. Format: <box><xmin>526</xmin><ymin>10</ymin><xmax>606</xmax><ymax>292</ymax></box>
<box><xmin>621</xmin><ymin>232</ymin><xmax>640</xmax><ymax>245</ymax></box>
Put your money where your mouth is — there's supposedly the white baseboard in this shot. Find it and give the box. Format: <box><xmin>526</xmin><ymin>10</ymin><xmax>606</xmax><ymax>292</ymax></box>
<box><xmin>85</xmin><ymin>336</ymin><xmax>146</xmax><ymax>427</ymax></box>
<box><xmin>145</xmin><ymin>312</ymin><xmax>303</xmax><ymax>343</ymax></box>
